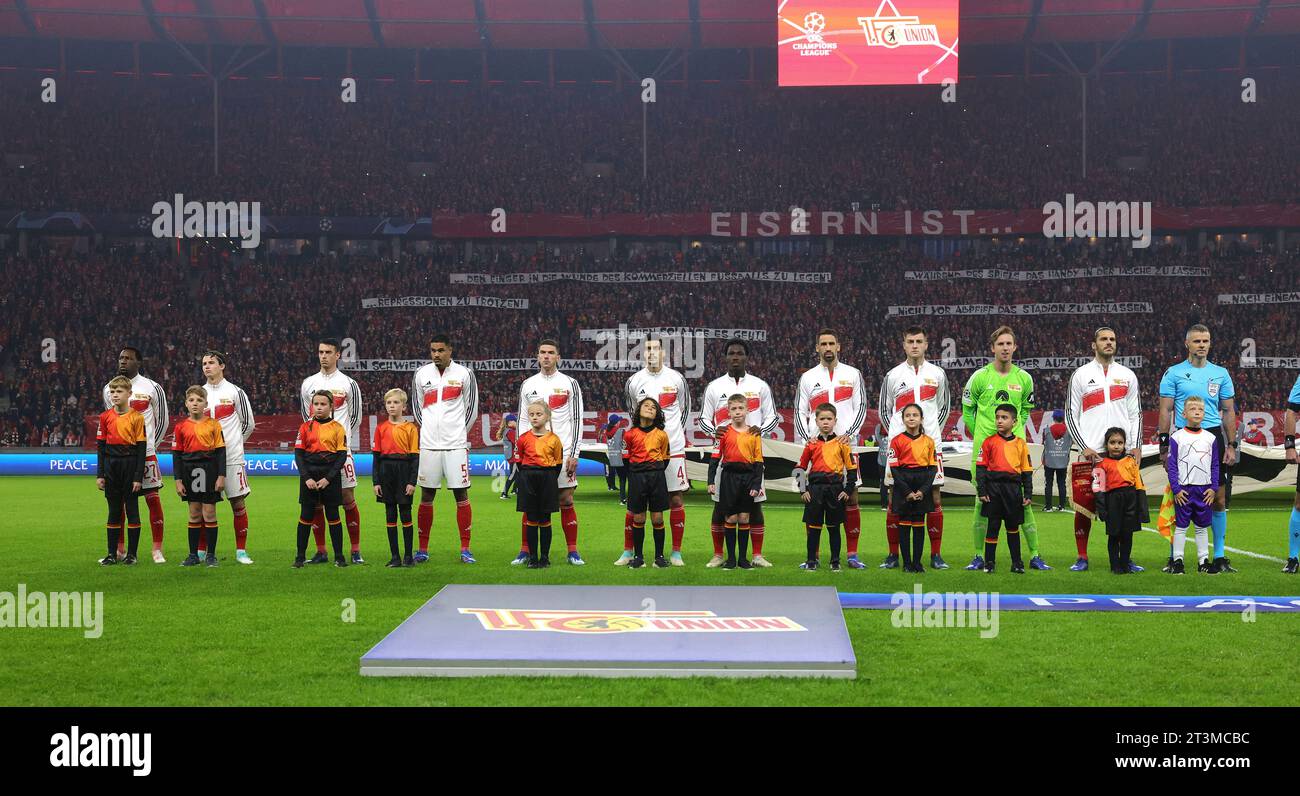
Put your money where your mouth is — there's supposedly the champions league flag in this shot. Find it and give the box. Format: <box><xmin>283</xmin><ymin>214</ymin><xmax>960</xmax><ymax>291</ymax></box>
<box><xmin>1156</xmin><ymin>486</ymin><xmax>1177</xmax><ymax>542</ymax></box>
<box><xmin>1069</xmin><ymin>461</ymin><xmax>1096</xmax><ymax>519</ymax></box>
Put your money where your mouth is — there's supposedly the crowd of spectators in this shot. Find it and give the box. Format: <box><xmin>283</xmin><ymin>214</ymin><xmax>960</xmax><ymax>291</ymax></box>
<box><xmin>2</xmin><ymin>71</ymin><xmax>1298</xmax><ymax>216</ymax></box>
<box><xmin>2</xmin><ymin>238</ymin><xmax>1295</xmax><ymax>448</ymax></box>
<box><xmin>3</xmin><ymin>69</ymin><xmax>1296</xmax><ymax>447</ymax></box>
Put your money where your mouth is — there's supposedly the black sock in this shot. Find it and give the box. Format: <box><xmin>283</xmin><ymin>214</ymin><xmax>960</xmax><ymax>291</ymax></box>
<box><xmin>911</xmin><ymin>524</ymin><xmax>924</xmax><ymax>565</ymax></box>
<box><xmin>296</xmin><ymin>522</ymin><xmax>310</xmax><ymax>558</ymax></box>
<box><xmin>328</xmin><ymin>520</ymin><xmax>344</xmax><ymax>558</ymax></box>
<box><xmin>385</xmin><ymin>506</ymin><xmax>400</xmax><ymax>558</ymax></box>
<box><xmin>899</xmin><ymin>524</ymin><xmax>913</xmax><ymax>568</ymax></box>
<box><xmin>632</xmin><ymin>524</ymin><xmax>645</xmax><ymax>558</ymax></box>
<box><xmin>1120</xmin><ymin>532</ymin><xmax>1133</xmax><ymax>567</ymax></box>
<box><xmin>124</xmin><ymin>500</ymin><xmax>141</xmax><ymax>554</ymax></box>
<box><xmin>724</xmin><ymin>524</ymin><xmax>736</xmax><ymax>560</ymax></box>
<box><xmin>106</xmin><ymin>527</ymin><xmax>120</xmax><ymax>557</ymax></box>
<box><xmin>540</xmin><ymin>525</ymin><xmax>552</xmax><ymax>559</ymax></box>
<box><xmin>1007</xmin><ymin>528</ymin><xmax>1022</xmax><ymax>565</ymax></box>
<box><xmin>985</xmin><ymin>520</ymin><xmax>1000</xmax><ymax>564</ymax></box>
<box><xmin>526</xmin><ymin>523</ymin><xmax>540</xmax><ymax>562</ymax></box>
<box><xmin>738</xmin><ymin>527</ymin><xmax>750</xmax><ymax>560</ymax></box>
<box><xmin>652</xmin><ymin>524</ymin><xmax>665</xmax><ymax>558</ymax></box>
<box><xmin>387</xmin><ymin>524</ymin><xmax>400</xmax><ymax>559</ymax></box>
<box><xmin>188</xmin><ymin>523</ymin><xmax>201</xmax><ymax>556</ymax></box>
<box><xmin>203</xmin><ymin>524</ymin><xmax>217</xmax><ymax>557</ymax></box>
<box><xmin>828</xmin><ymin>524</ymin><xmax>841</xmax><ymax>562</ymax></box>
<box><xmin>806</xmin><ymin>525</ymin><xmax>820</xmax><ymax>561</ymax></box>
<box><xmin>397</xmin><ymin>504</ymin><xmax>413</xmax><ymax>554</ymax></box>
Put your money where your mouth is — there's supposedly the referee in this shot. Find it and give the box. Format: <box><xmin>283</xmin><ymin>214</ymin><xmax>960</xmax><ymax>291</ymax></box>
<box><xmin>1157</xmin><ymin>324</ymin><xmax>1238</xmax><ymax>573</ymax></box>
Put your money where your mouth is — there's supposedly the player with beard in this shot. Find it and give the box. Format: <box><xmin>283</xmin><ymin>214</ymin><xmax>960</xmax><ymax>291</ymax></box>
<box><xmin>1065</xmin><ymin>327</ymin><xmax>1142</xmax><ymax>572</ymax></box>
<box><xmin>795</xmin><ymin>330</ymin><xmax>868</xmax><ymax>568</ymax></box>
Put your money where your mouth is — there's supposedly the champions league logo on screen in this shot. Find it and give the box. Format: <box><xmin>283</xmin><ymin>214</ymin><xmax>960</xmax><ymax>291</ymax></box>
<box><xmin>804</xmin><ymin>12</ymin><xmax>826</xmax><ymax>40</ymax></box>
<box><xmin>793</xmin><ymin>11</ymin><xmax>838</xmax><ymax>55</ymax></box>
<box><xmin>778</xmin><ymin>0</ymin><xmax>958</xmax><ymax>86</ymax></box>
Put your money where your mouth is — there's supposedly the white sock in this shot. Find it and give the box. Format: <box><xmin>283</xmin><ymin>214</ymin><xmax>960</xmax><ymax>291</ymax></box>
<box><xmin>1194</xmin><ymin>526</ymin><xmax>1210</xmax><ymax>562</ymax></box>
<box><xmin>1173</xmin><ymin>527</ymin><xmax>1188</xmax><ymax>560</ymax></box>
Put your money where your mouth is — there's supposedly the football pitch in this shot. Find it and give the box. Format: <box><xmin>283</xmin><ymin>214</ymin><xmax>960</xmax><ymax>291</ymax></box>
<box><xmin>2</xmin><ymin>475</ymin><xmax>1297</xmax><ymax>707</ymax></box>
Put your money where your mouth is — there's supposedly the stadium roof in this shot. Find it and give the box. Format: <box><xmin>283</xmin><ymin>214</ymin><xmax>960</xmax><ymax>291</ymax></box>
<box><xmin>0</xmin><ymin>1</ymin><xmax>1295</xmax><ymax>50</ymax></box>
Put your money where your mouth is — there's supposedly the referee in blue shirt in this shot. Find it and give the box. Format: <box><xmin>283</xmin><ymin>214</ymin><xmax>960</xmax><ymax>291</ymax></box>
<box><xmin>1158</xmin><ymin>324</ymin><xmax>1238</xmax><ymax>573</ymax></box>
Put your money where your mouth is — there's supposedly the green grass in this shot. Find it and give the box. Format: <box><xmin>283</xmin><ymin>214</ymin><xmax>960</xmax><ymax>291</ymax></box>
<box><xmin>1</xmin><ymin>476</ymin><xmax>1297</xmax><ymax>706</ymax></box>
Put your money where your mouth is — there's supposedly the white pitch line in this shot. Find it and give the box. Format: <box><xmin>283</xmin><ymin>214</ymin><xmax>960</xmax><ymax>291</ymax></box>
<box><xmin>1139</xmin><ymin>527</ymin><xmax>1285</xmax><ymax>563</ymax></box>
<box><xmin>1059</xmin><ymin>506</ymin><xmax>1286</xmax><ymax>563</ymax></box>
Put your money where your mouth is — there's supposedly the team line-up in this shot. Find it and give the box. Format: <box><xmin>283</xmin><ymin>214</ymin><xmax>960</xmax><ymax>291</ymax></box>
<box><xmin>93</xmin><ymin>324</ymin><xmax>1300</xmax><ymax>574</ymax></box>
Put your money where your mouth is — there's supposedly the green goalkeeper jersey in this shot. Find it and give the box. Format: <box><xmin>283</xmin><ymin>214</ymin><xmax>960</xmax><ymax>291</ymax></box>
<box><xmin>961</xmin><ymin>363</ymin><xmax>1035</xmax><ymax>452</ymax></box>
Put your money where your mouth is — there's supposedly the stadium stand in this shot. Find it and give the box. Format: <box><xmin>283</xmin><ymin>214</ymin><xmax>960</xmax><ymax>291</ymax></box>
<box><xmin>1</xmin><ymin>237</ymin><xmax>1294</xmax><ymax>448</ymax></box>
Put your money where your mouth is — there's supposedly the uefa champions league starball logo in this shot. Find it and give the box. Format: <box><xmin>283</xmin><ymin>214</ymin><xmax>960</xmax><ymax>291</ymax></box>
<box><xmin>804</xmin><ymin>11</ymin><xmax>826</xmax><ymax>42</ymax></box>
<box><xmin>792</xmin><ymin>10</ymin><xmax>837</xmax><ymax>54</ymax></box>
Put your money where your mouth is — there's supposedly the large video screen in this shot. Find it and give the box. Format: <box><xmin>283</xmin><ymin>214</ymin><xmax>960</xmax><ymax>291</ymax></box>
<box><xmin>778</xmin><ymin>0</ymin><xmax>960</xmax><ymax>86</ymax></box>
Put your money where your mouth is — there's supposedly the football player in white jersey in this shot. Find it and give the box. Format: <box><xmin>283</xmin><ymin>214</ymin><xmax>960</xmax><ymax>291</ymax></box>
<box><xmin>699</xmin><ymin>339</ymin><xmax>778</xmax><ymax>567</ymax></box>
<box><xmin>102</xmin><ymin>346</ymin><xmax>169</xmax><ymax>563</ymax></box>
<box><xmin>877</xmin><ymin>327</ymin><xmax>951</xmax><ymax>570</ymax></box>
<box><xmin>198</xmin><ymin>351</ymin><xmax>256</xmax><ymax>564</ymax></box>
<box><xmin>794</xmin><ymin>329</ymin><xmax>868</xmax><ymax>568</ymax></box>
<box><xmin>299</xmin><ymin>338</ymin><xmax>364</xmax><ymax>564</ymax></box>
<box><xmin>618</xmin><ymin>338</ymin><xmax>692</xmax><ymax>566</ymax></box>
<box><xmin>410</xmin><ymin>333</ymin><xmax>479</xmax><ymax>564</ymax></box>
<box><xmin>1065</xmin><ymin>326</ymin><xmax>1142</xmax><ymax>572</ymax></box>
<box><xmin>510</xmin><ymin>340</ymin><xmax>586</xmax><ymax>566</ymax></box>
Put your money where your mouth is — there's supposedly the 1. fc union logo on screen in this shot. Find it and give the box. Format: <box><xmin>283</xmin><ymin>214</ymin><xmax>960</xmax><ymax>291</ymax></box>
<box><xmin>460</xmin><ymin>608</ymin><xmax>807</xmax><ymax>634</ymax></box>
<box><xmin>858</xmin><ymin>0</ymin><xmax>941</xmax><ymax>48</ymax></box>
